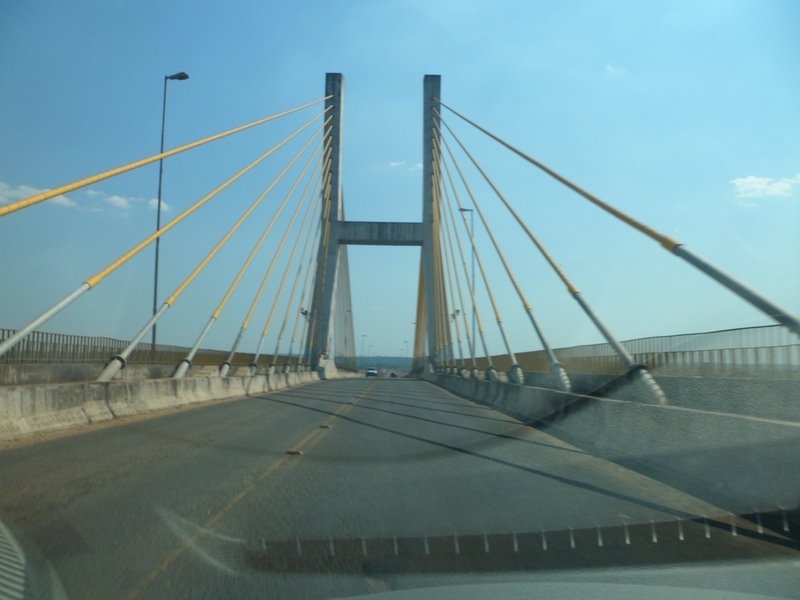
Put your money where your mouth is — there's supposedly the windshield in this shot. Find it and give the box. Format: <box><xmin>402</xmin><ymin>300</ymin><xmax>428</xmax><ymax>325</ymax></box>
<box><xmin>1</xmin><ymin>2</ymin><xmax>798</xmax><ymax>600</ymax></box>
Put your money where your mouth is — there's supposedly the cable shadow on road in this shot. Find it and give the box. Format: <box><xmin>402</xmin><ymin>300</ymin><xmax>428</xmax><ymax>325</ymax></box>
<box><xmin>257</xmin><ymin>395</ymin><xmax>701</xmax><ymax>519</ymax></box>
<box><xmin>275</xmin><ymin>387</ymin><xmax>522</xmax><ymax>425</ymax></box>
<box><xmin>265</xmin><ymin>391</ymin><xmax>588</xmax><ymax>458</ymax></box>
<box><xmin>275</xmin><ymin>381</ymin><xmax>474</xmax><ymax>410</ymax></box>
<box><xmin>362</xmin><ymin>393</ymin><xmax>522</xmax><ymax>425</ymax></box>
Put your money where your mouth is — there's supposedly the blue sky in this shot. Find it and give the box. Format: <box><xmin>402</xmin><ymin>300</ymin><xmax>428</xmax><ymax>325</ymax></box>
<box><xmin>1</xmin><ymin>0</ymin><xmax>798</xmax><ymax>359</ymax></box>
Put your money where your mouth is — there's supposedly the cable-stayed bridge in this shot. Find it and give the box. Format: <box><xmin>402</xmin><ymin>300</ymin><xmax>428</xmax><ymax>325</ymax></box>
<box><xmin>0</xmin><ymin>74</ymin><xmax>799</xmax><ymax>600</ymax></box>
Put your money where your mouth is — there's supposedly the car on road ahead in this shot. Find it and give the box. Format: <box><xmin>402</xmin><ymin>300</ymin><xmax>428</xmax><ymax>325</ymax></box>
<box><xmin>365</xmin><ymin>367</ymin><xmax>378</xmax><ymax>378</ymax></box>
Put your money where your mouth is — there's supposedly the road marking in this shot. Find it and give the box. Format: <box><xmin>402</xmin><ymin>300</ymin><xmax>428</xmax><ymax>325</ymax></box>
<box><xmin>121</xmin><ymin>381</ymin><xmax>373</xmax><ymax>600</ymax></box>
<box><xmin>284</xmin><ymin>382</ymin><xmax>373</xmax><ymax>459</ymax></box>
<box><xmin>600</xmin><ymin>398</ymin><xmax>800</xmax><ymax>428</ymax></box>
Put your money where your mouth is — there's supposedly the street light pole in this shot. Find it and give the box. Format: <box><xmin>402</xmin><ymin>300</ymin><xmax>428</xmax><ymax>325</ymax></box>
<box><xmin>459</xmin><ymin>207</ymin><xmax>476</xmax><ymax>349</ymax></box>
<box><xmin>152</xmin><ymin>71</ymin><xmax>189</xmax><ymax>350</ymax></box>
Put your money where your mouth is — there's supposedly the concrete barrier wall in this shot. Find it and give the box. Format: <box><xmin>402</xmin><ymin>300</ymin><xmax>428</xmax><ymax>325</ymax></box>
<box><xmin>425</xmin><ymin>372</ymin><xmax>800</xmax><ymax>514</ymax></box>
<box><xmin>522</xmin><ymin>370</ymin><xmax>800</xmax><ymax>420</ymax></box>
<box><xmin>1</xmin><ymin>363</ymin><xmax>169</xmax><ymax>385</ymax></box>
<box><xmin>0</xmin><ymin>370</ymin><xmax>321</xmax><ymax>441</ymax></box>
<box><xmin>0</xmin><ymin>362</ymin><xmax>237</xmax><ymax>385</ymax></box>
<box><xmin>0</xmin><ymin>362</ymin><xmax>357</xmax><ymax>386</ymax></box>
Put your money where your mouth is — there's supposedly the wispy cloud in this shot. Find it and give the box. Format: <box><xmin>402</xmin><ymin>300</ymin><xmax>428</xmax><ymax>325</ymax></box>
<box><xmin>104</xmin><ymin>195</ymin><xmax>131</xmax><ymax>209</ymax></box>
<box><xmin>382</xmin><ymin>160</ymin><xmax>422</xmax><ymax>173</ymax></box>
<box><xmin>49</xmin><ymin>194</ymin><xmax>78</xmax><ymax>207</ymax></box>
<box><xmin>87</xmin><ymin>188</ymin><xmax>149</xmax><ymax>212</ymax></box>
<box><xmin>605</xmin><ymin>63</ymin><xmax>627</xmax><ymax>77</ymax></box>
<box><xmin>148</xmin><ymin>198</ymin><xmax>169</xmax><ymax>211</ymax></box>
<box><xmin>731</xmin><ymin>174</ymin><xmax>800</xmax><ymax>199</ymax></box>
<box><xmin>735</xmin><ymin>199</ymin><xmax>758</xmax><ymax>209</ymax></box>
<box><xmin>0</xmin><ymin>181</ymin><xmax>76</xmax><ymax>207</ymax></box>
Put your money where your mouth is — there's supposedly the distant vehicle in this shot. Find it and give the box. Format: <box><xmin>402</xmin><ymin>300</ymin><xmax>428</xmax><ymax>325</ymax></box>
<box><xmin>390</xmin><ymin>371</ymin><xmax>398</xmax><ymax>378</ymax></box>
<box><xmin>366</xmin><ymin>367</ymin><xmax>378</xmax><ymax>378</ymax></box>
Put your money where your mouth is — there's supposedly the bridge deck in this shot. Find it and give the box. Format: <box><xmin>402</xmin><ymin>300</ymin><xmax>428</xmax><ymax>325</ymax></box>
<box><xmin>0</xmin><ymin>379</ymin><xmax>797</xmax><ymax>599</ymax></box>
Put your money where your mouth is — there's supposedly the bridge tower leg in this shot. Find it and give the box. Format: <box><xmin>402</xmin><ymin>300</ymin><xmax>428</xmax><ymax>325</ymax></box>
<box><xmin>421</xmin><ymin>75</ymin><xmax>442</xmax><ymax>370</ymax></box>
<box><xmin>308</xmin><ymin>73</ymin><xmax>441</xmax><ymax>373</ymax></box>
<box><xmin>308</xmin><ymin>73</ymin><xmax>345</xmax><ymax>369</ymax></box>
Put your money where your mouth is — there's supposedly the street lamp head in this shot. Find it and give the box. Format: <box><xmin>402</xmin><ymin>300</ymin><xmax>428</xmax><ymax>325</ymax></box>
<box><xmin>167</xmin><ymin>72</ymin><xmax>190</xmax><ymax>81</ymax></box>
<box><xmin>458</xmin><ymin>207</ymin><xmax>473</xmax><ymax>212</ymax></box>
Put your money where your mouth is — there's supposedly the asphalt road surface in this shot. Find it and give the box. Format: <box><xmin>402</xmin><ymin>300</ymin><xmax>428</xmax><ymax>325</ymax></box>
<box><xmin>1</xmin><ymin>378</ymin><xmax>798</xmax><ymax>599</ymax></box>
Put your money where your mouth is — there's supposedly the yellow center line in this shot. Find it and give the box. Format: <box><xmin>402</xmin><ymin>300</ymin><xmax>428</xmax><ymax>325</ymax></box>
<box><xmin>288</xmin><ymin>381</ymin><xmax>375</xmax><ymax>458</ymax></box>
<box><xmin>121</xmin><ymin>380</ymin><xmax>375</xmax><ymax>600</ymax></box>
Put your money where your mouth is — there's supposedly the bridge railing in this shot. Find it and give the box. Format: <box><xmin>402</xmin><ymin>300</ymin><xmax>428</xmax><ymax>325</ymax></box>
<box><xmin>4</xmin><ymin>325</ymin><xmax>798</xmax><ymax>380</ymax></box>
<box><xmin>0</xmin><ymin>329</ymin><xmax>136</xmax><ymax>365</ymax></box>
<box><xmin>0</xmin><ymin>328</ymin><xmax>300</xmax><ymax>368</ymax></box>
<box><xmin>475</xmin><ymin>325</ymin><xmax>800</xmax><ymax>380</ymax></box>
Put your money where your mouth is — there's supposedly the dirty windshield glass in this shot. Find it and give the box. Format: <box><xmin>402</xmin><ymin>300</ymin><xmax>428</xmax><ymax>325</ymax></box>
<box><xmin>1</xmin><ymin>2</ymin><xmax>798</xmax><ymax>599</ymax></box>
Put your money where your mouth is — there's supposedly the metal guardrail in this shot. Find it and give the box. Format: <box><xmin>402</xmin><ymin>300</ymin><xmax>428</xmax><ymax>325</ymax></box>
<box><xmin>556</xmin><ymin>324</ymin><xmax>799</xmax><ymax>356</ymax></box>
<box><xmin>481</xmin><ymin>325</ymin><xmax>800</xmax><ymax>379</ymax></box>
<box><xmin>0</xmin><ymin>329</ymin><xmax>130</xmax><ymax>365</ymax></box>
<box><xmin>0</xmin><ymin>329</ymin><xmax>300</xmax><ymax>368</ymax></box>
<box><xmin>3</xmin><ymin>325</ymin><xmax>798</xmax><ymax>379</ymax></box>
<box><xmin>0</xmin><ymin>518</ymin><xmax>26</xmax><ymax>600</ymax></box>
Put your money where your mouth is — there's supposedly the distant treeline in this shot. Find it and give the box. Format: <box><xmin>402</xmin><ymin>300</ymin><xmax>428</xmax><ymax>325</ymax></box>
<box><xmin>355</xmin><ymin>356</ymin><xmax>412</xmax><ymax>370</ymax></box>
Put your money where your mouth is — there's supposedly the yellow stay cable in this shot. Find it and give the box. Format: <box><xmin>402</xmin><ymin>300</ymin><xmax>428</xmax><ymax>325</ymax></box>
<box><xmin>273</xmin><ymin>185</ymin><xmax>324</xmax><ymax>362</ymax></box>
<box><xmin>0</xmin><ymin>109</ymin><xmax>330</xmax><ymax>363</ymax></box>
<box><xmin>436</xmin><ymin>172</ymin><xmax>466</xmax><ymax>366</ymax></box>
<box><xmin>437</xmin><ymin>101</ymin><xmax>680</xmax><ymax>252</ymax></box>
<box><xmin>433</xmin><ymin>140</ymin><xmax>517</xmax><ymax>367</ymax></box>
<box><xmin>435</xmin><ymin>157</ymin><xmax>474</xmax><ymax>367</ymax></box>
<box><xmin>87</xmin><ymin>109</ymin><xmax>328</xmax><ymax>289</ymax></box>
<box><xmin>259</xmin><ymin>156</ymin><xmax>326</xmax><ymax>342</ymax></box>
<box><xmin>435</xmin><ymin>153</ymin><xmax>494</xmax><ymax>367</ymax></box>
<box><xmin>431</xmin><ymin>171</ymin><xmax>449</xmax><ymax>360</ymax></box>
<box><xmin>210</xmin><ymin>135</ymin><xmax>330</xmax><ymax>320</ymax></box>
<box><xmin>436</xmin><ymin>111</ymin><xmax>581</xmax><ymax>296</ymax></box>
<box><xmin>289</xmin><ymin>202</ymin><xmax>326</xmax><ymax>364</ymax></box>
<box><xmin>0</xmin><ymin>97</ymin><xmax>331</xmax><ymax>218</ymax></box>
<box><xmin>296</xmin><ymin>157</ymin><xmax>334</xmax><ymax>358</ymax></box>
<box><xmin>166</xmin><ymin>121</ymin><xmax>329</xmax><ymax>307</ymax></box>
